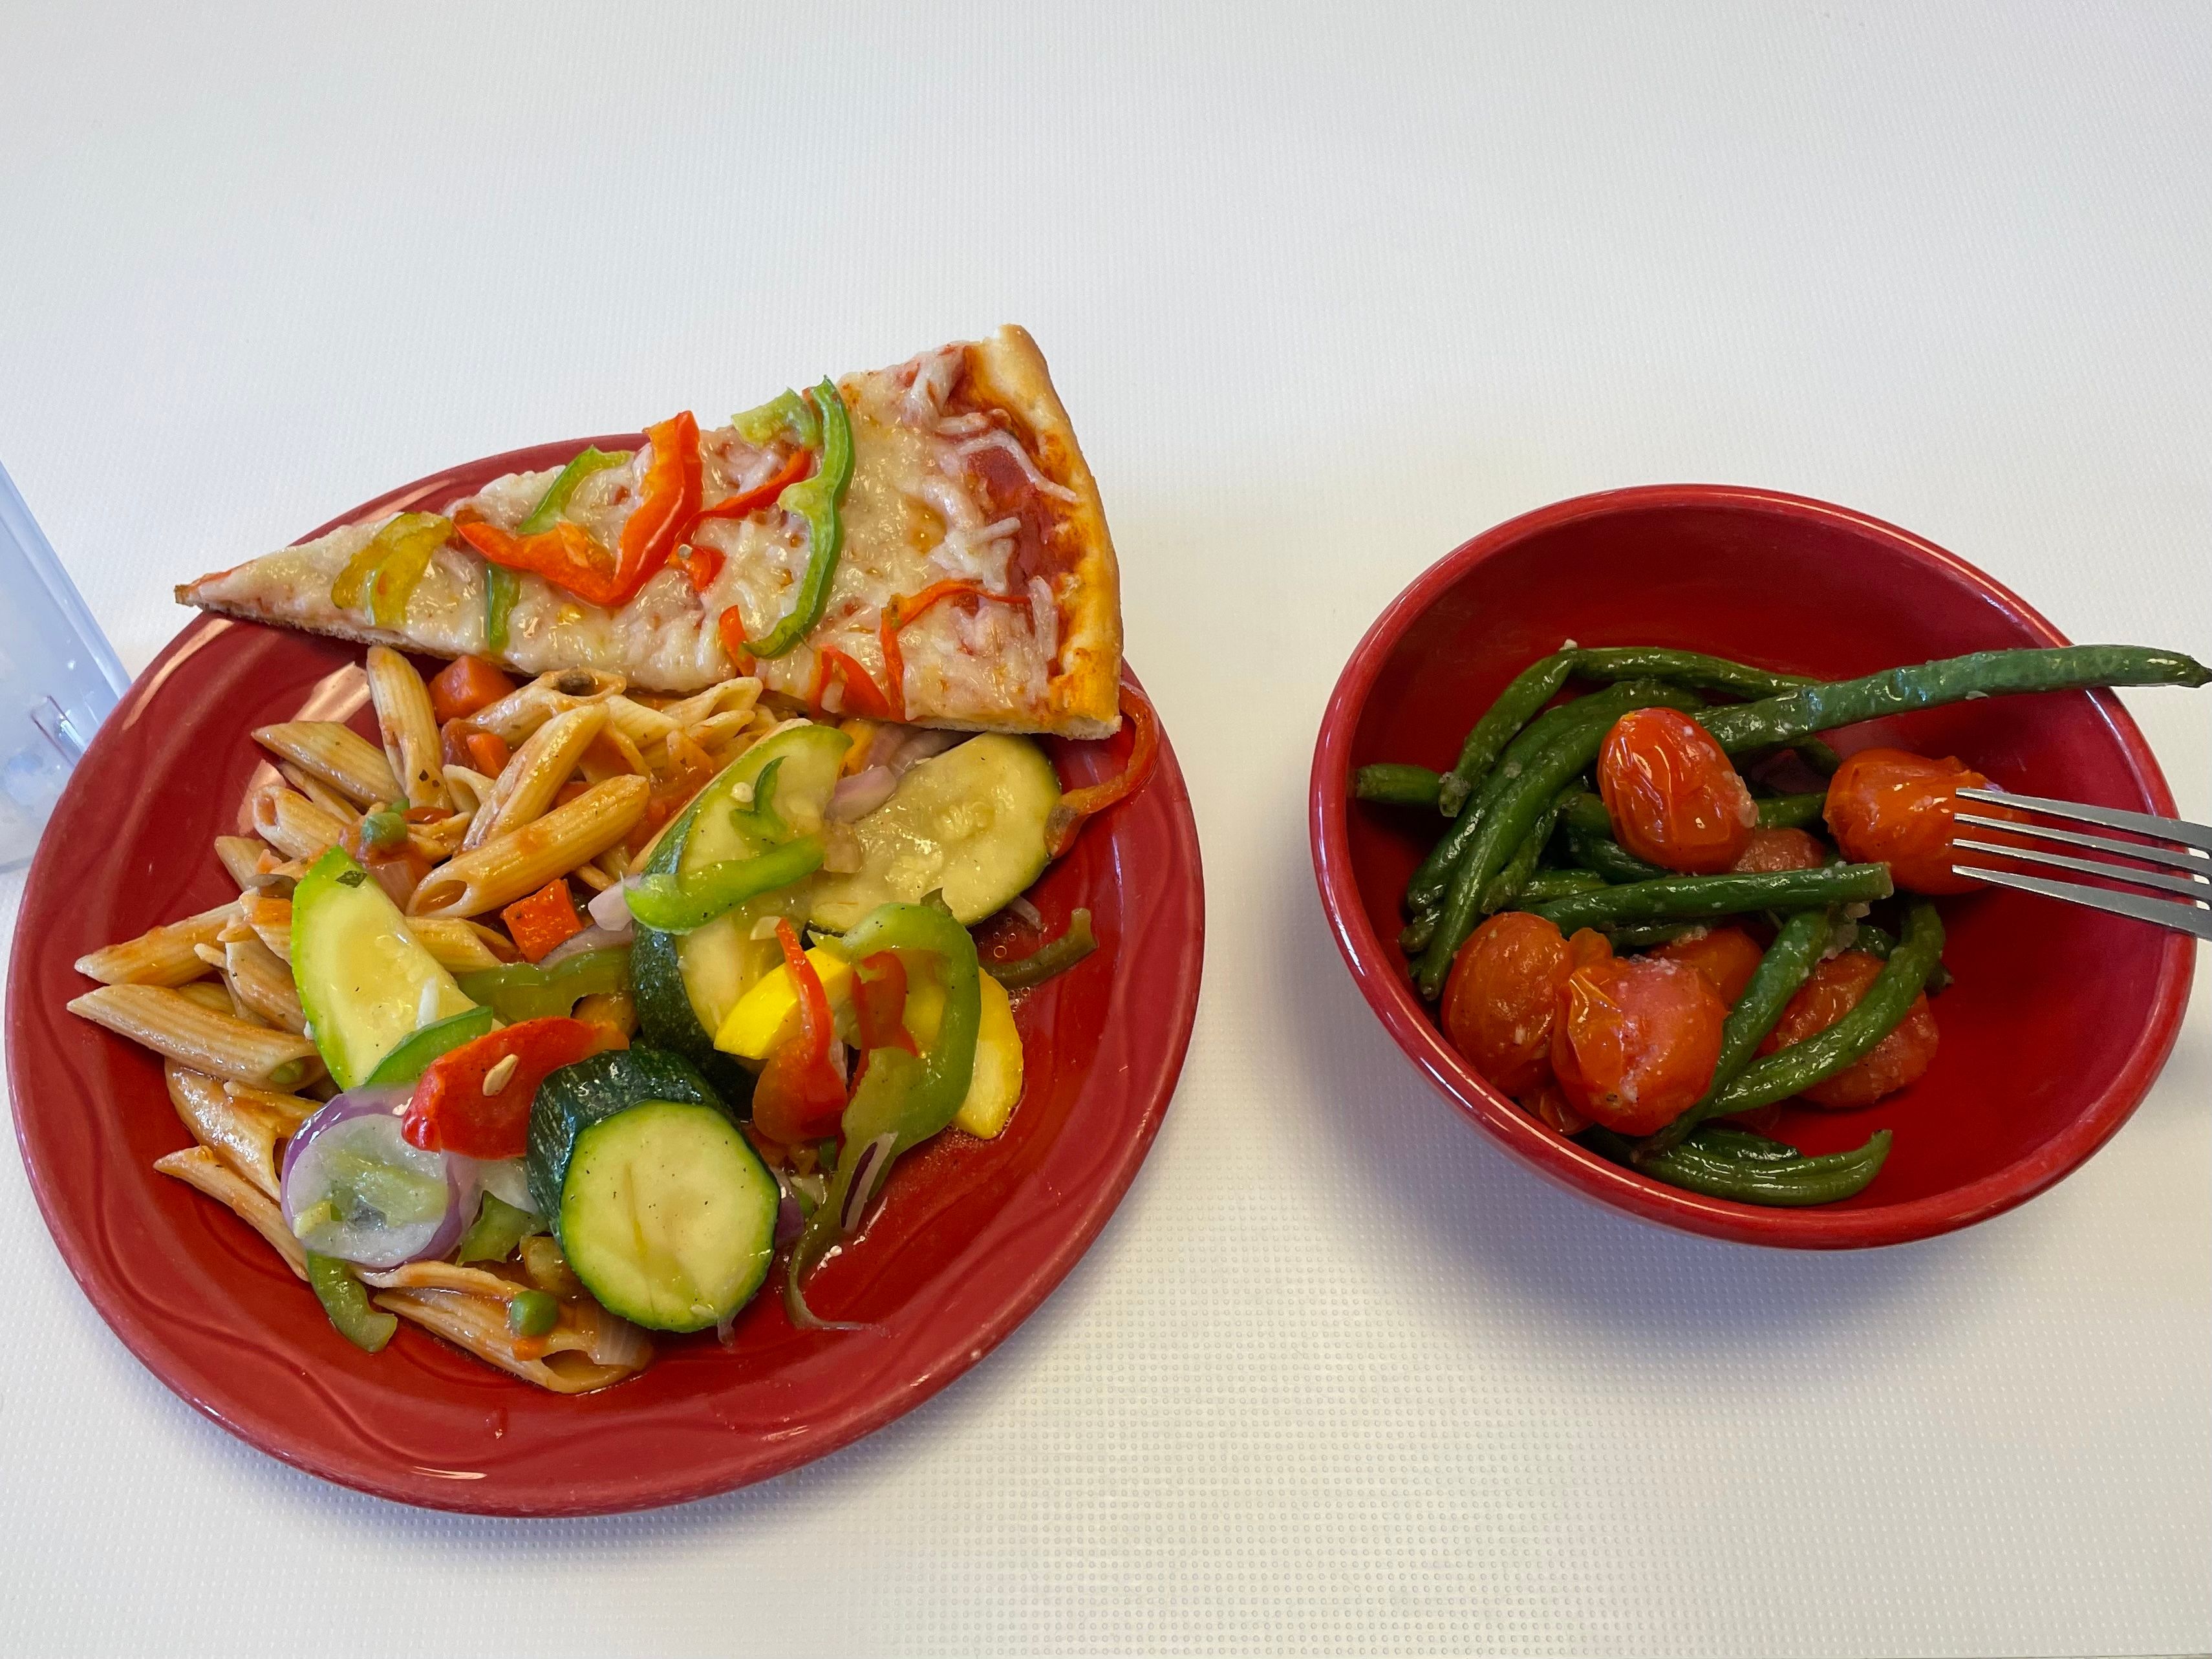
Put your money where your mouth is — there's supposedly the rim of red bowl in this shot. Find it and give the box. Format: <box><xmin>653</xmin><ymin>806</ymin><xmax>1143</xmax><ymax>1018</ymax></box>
<box><xmin>1309</xmin><ymin>483</ymin><xmax>2195</xmax><ymax>1248</ymax></box>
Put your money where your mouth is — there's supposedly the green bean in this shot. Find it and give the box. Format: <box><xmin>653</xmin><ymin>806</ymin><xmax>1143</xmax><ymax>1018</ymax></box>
<box><xmin>1518</xmin><ymin>868</ymin><xmax>1608</xmax><ymax>903</ymax></box>
<box><xmin>1399</xmin><ymin>910</ymin><xmax>1438</xmax><ymax>954</ymax></box>
<box><xmin>1757</xmin><ymin>792</ymin><xmax>1827</xmax><ymax>830</ymax></box>
<box><xmin>1410</xmin><ymin>683</ymin><xmax>1703</xmax><ymax>995</ymax></box>
<box><xmin>1556</xmin><ymin>791</ymin><xmax>1613</xmax><ymax>839</ymax></box>
<box><xmin>1699</xmin><ymin>645</ymin><xmax>2211</xmax><ymax>755</ymax></box>
<box><xmin>1792</xmin><ymin>737</ymin><xmax>1842</xmax><ymax>775</ymax></box>
<box><xmin>1354</xmin><ymin>764</ymin><xmax>1443</xmax><ymax>808</ymax></box>
<box><xmin>1571</xmin><ymin>647</ymin><xmax>1814</xmax><ymax>701</ymax></box>
<box><xmin>1587</xmin><ymin>1124</ymin><xmax>1893</xmax><ymax>1206</ymax></box>
<box><xmin>1598</xmin><ymin>921</ymin><xmax>1708</xmax><ymax>949</ymax></box>
<box><xmin>1435</xmin><ymin>650</ymin><xmax>1578</xmax><ymax>817</ymax></box>
<box><xmin>1405</xmin><ymin>681</ymin><xmax>1699</xmax><ymax>913</ymax></box>
<box><xmin>1848</xmin><ymin>919</ymin><xmax>1952</xmax><ymax>993</ymax></box>
<box><xmin>1702</xmin><ymin>901</ymin><xmax>1944</xmax><ymax>1117</ymax></box>
<box><xmin>1476</xmin><ymin>788</ymin><xmax>1573</xmax><ymax>914</ymax></box>
<box><xmin>1639</xmin><ymin>906</ymin><xmax>1834</xmax><ymax>1153</ymax></box>
<box><xmin>1565</xmin><ymin>828</ymin><xmax>1670</xmax><ymax>884</ymax></box>
<box><xmin>1530</xmin><ymin>864</ymin><xmax>1891</xmax><ymax>933</ymax></box>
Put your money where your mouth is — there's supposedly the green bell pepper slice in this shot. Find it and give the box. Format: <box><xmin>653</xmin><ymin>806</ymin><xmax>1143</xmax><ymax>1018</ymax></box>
<box><xmin>363</xmin><ymin>1005</ymin><xmax>499</xmax><ymax>1087</ymax></box>
<box><xmin>786</xmin><ymin>901</ymin><xmax>981</xmax><ymax>1327</ymax></box>
<box><xmin>745</xmin><ymin>380</ymin><xmax>854</xmax><ymax>659</ymax></box>
<box><xmin>306</xmin><ymin>1252</ymin><xmax>398</xmax><ymax>1353</ymax></box>
<box><xmin>455</xmin><ymin>1191</ymin><xmax>542</xmax><ymax>1264</ymax></box>
<box><xmin>733</xmin><ymin>388</ymin><xmax>821</xmax><ymax>451</ymax></box>
<box><xmin>456</xmin><ymin>947</ymin><xmax>630</xmax><ymax>1024</ymax></box>
<box><xmin>483</xmin><ymin>562</ymin><xmax>522</xmax><ymax>655</ymax></box>
<box><xmin>330</xmin><ymin>512</ymin><xmax>455</xmax><ymax>631</ymax></box>
<box><xmin>624</xmin><ymin>835</ymin><xmax>824</xmax><ymax>934</ymax></box>
<box><xmin>517</xmin><ymin>446</ymin><xmax>631</xmax><ymax>535</ymax></box>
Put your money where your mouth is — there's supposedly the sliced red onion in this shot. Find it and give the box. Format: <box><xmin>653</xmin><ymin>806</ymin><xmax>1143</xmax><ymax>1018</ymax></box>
<box><xmin>281</xmin><ymin>1087</ymin><xmax>467</xmax><ymax>1268</ymax></box>
<box><xmin>539</xmin><ymin>920</ymin><xmax>632</xmax><ymax>969</ymax></box>
<box><xmin>826</xmin><ymin>765</ymin><xmax>897</xmax><ymax>823</ymax></box>
<box><xmin>868</xmin><ymin>725</ymin><xmax>965</xmax><ymax>779</ymax></box>
<box><xmin>584</xmin><ymin>879</ymin><xmax>637</xmax><ymax>939</ymax></box>
<box><xmin>458</xmin><ymin>1155</ymin><xmax>539</xmax><ymax>1217</ymax></box>
<box><xmin>773</xmin><ymin>1171</ymin><xmax>805</xmax><ymax>1246</ymax></box>
<box><xmin>573</xmin><ymin>1303</ymin><xmax>652</xmax><ymax>1369</ymax></box>
<box><xmin>839</xmin><ymin>1132</ymin><xmax>899</xmax><ymax>1234</ymax></box>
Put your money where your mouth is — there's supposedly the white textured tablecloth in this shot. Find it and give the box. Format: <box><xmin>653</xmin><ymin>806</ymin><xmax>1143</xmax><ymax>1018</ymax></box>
<box><xmin>4</xmin><ymin>5</ymin><xmax>2207</xmax><ymax>1654</ymax></box>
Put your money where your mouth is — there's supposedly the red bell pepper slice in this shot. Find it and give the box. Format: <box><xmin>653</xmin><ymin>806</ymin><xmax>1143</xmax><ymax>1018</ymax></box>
<box><xmin>402</xmin><ymin>1016</ymin><xmax>619</xmax><ymax>1159</ymax></box>
<box><xmin>751</xmin><ymin>919</ymin><xmax>850</xmax><ymax>1145</ymax></box>
<box><xmin>877</xmin><ymin>580</ymin><xmax>1028</xmax><ymax>721</ymax></box>
<box><xmin>455</xmin><ymin>412</ymin><xmax>702</xmax><ymax>610</ymax></box>
<box><xmin>716</xmin><ymin>606</ymin><xmax>756</xmax><ymax>676</ymax></box>
<box><xmin>809</xmin><ymin>646</ymin><xmax>896</xmax><ymax>721</ymax></box>
<box><xmin>1045</xmin><ymin>681</ymin><xmax>1160</xmax><ymax>857</ymax></box>
<box><xmin>853</xmin><ymin>952</ymin><xmax>918</xmax><ymax>1056</ymax></box>
<box><xmin>678</xmin><ymin>445</ymin><xmax>813</xmax><ymax>543</ymax></box>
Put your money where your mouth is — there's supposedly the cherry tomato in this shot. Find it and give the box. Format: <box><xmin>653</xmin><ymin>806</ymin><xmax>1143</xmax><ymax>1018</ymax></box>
<box><xmin>1649</xmin><ymin>925</ymin><xmax>1765</xmax><ymax>1004</ymax></box>
<box><xmin>1823</xmin><ymin>747</ymin><xmax>2025</xmax><ymax>894</ymax></box>
<box><xmin>1519</xmin><ymin>1079</ymin><xmax>1591</xmax><ymax>1137</ymax></box>
<box><xmin>1551</xmin><ymin>954</ymin><xmax>1728</xmax><ymax>1135</ymax></box>
<box><xmin>1730</xmin><ymin>826</ymin><xmax>1827</xmax><ymax>873</ymax></box>
<box><xmin>1598</xmin><ymin>708</ymin><xmax>1756</xmax><ymax>873</ymax></box>
<box><xmin>1758</xmin><ymin>950</ymin><xmax>1938</xmax><ymax>1108</ymax></box>
<box><xmin>1441</xmin><ymin>912</ymin><xmax>1573</xmax><ymax>1096</ymax></box>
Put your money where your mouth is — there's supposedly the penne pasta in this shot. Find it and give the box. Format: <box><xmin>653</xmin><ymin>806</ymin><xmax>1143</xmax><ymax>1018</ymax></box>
<box><xmin>600</xmin><ymin>694</ymin><xmax>680</xmax><ymax>750</ymax></box>
<box><xmin>654</xmin><ymin>676</ymin><xmax>762</xmax><ymax>732</ymax></box>
<box><xmin>164</xmin><ymin>1063</ymin><xmax>297</xmax><ymax>1201</ymax></box>
<box><xmin>468</xmin><ymin>670</ymin><xmax>624</xmax><ymax>745</ymax></box>
<box><xmin>371</xmin><ymin>1287</ymin><xmax>646</xmax><ymax>1395</ymax></box>
<box><xmin>365</xmin><ymin>645</ymin><xmax>450</xmax><ymax>811</ymax></box>
<box><xmin>576</xmin><ymin>723</ymin><xmax>649</xmax><ymax>785</ymax></box>
<box><xmin>224</xmin><ymin>935</ymin><xmax>306</xmax><ymax>1033</ymax></box>
<box><xmin>214</xmin><ymin>834</ymin><xmax>271</xmax><ymax>890</ymax></box>
<box><xmin>253</xmin><ymin>720</ymin><xmax>400</xmax><ymax>806</ymax></box>
<box><xmin>464</xmin><ymin>704</ymin><xmax>607</xmax><ymax>852</ymax></box>
<box><xmin>174</xmin><ymin>979</ymin><xmax>250</xmax><ymax>1020</ymax></box>
<box><xmin>74</xmin><ymin>902</ymin><xmax>239</xmax><ymax>987</ymax></box>
<box><xmin>407</xmin><ymin>811</ymin><xmax>474</xmax><ymax>861</ymax></box>
<box><xmin>239</xmin><ymin>892</ymin><xmax>292</xmax><ymax>962</ymax></box>
<box><xmin>359</xmin><ymin>1261</ymin><xmax>530</xmax><ymax>1299</ymax></box>
<box><xmin>405</xmin><ymin>915</ymin><xmax>517</xmax><ymax>972</ymax></box>
<box><xmin>69</xmin><ymin>984</ymin><xmax>320</xmax><ymax>1089</ymax></box>
<box><xmin>153</xmin><ymin>1146</ymin><xmax>308</xmax><ymax>1280</ymax></box>
<box><xmin>411</xmin><ymin>775</ymin><xmax>648</xmax><ymax>918</ymax></box>
<box><xmin>442</xmin><ymin>765</ymin><xmax>497</xmax><ymax>819</ymax></box>
<box><xmin>252</xmin><ymin>784</ymin><xmax>350</xmax><ymax>864</ymax></box>
<box><xmin>277</xmin><ymin>763</ymin><xmax>362</xmax><ymax>826</ymax></box>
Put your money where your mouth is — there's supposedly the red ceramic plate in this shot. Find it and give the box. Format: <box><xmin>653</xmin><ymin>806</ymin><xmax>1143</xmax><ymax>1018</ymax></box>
<box><xmin>1311</xmin><ymin>484</ymin><xmax>2193</xmax><ymax>1248</ymax></box>
<box><xmin>7</xmin><ymin>440</ymin><xmax>1204</xmax><ymax>1514</ymax></box>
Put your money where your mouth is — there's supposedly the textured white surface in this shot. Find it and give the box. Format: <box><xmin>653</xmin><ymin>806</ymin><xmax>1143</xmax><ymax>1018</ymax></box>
<box><xmin>3</xmin><ymin>3</ymin><xmax>2209</xmax><ymax>1654</ymax></box>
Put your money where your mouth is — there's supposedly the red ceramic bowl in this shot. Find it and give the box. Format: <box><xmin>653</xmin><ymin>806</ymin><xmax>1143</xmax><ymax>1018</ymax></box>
<box><xmin>1310</xmin><ymin>484</ymin><xmax>2194</xmax><ymax>1248</ymax></box>
<box><xmin>8</xmin><ymin>438</ymin><xmax>1205</xmax><ymax>1513</ymax></box>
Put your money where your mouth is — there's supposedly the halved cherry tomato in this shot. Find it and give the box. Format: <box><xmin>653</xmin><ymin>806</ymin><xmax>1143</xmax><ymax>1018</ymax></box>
<box><xmin>1823</xmin><ymin>747</ymin><xmax>2026</xmax><ymax>894</ymax></box>
<box><xmin>403</xmin><ymin>1016</ymin><xmax>619</xmax><ymax>1159</ymax></box>
<box><xmin>1730</xmin><ymin>826</ymin><xmax>1827</xmax><ymax>873</ymax></box>
<box><xmin>1551</xmin><ymin>954</ymin><xmax>1729</xmax><ymax>1134</ymax></box>
<box><xmin>751</xmin><ymin>919</ymin><xmax>849</xmax><ymax>1145</ymax></box>
<box><xmin>1598</xmin><ymin>707</ymin><xmax>1757</xmax><ymax>873</ymax></box>
<box><xmin>1649</xmin><ymin>925</ymin><xmax>1765</xmax><ymax>1004</ymax></box>
<box><xmin>428</xmin><ymin>655</ymin><xmax>516</xmax><ymax>725</ymax></box>
<box><xmin>1441</xmin><ymin>915</ymin><xmax>1611</xmax><ymax>1096</ymax></box>
<box><xmin>1519</xmin><ymin>1078</ymin><xmax>1591</xmax><ymax>1137</ymax></box>
<box><xmin>1758</xmin><ymin>949</ymin><xmax>1938</xmax><ymax>1108</ymax></box>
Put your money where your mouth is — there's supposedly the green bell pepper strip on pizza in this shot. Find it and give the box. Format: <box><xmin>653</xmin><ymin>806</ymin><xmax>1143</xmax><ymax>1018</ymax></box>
<box><xmin>482</xmin><ymin>562</ymin><xmax>521</xmax><ymax>655</ymax></box>
<box><xmin>517</xmin><ymin>447</ymin><xmax>631</xmax><ymax>535</ymax></box>
<box><xmin>745</xmin><ymin>380</ymin><xmax>855</xmax><ymax>659</ymax></box>
<box><xmin>733</xmin><ymin>387</ymin><xmax>822</xmax><ymax>451</ymax></box>
<box><xmin>456</xmin><ymin>948</ymin><xmax>630</xmax><ymax>1024</ymax></box>
<box><xmin>330</xmin><ymin>512</ymin><xmax>455</xmax><ymax>632</ymax></box>
<box><xmin>623</xmin><ymin>836</ymin><xmax>824</xmax><ymax>934</ymax></box>
<box><xmin>786</xmin><ymin>902</ymin><xmax>982</xmax><ymax>1327</ymax></box>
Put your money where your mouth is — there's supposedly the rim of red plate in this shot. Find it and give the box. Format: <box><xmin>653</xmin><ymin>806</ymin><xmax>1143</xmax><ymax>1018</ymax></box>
<box><xmin>1309</xmin><ymin>482</ymin><xmax>2193</xmax><ymax>1248</ymax></box>
<box><xmin>7</xmin><ymin>436</ymin><xmax>1206</xmax><ymax>1512</ymax></box>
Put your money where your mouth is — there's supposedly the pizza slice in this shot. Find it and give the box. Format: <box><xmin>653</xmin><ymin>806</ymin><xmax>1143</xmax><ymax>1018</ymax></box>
<box><xmin>178</xmin><ymin>326</ymin><xmax>1123</xmax><ymax>737</ymax></box>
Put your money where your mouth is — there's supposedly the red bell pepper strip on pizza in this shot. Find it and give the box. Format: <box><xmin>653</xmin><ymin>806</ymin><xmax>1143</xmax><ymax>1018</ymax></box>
<box><xmin>811</xmin><ymin>646</ymin><xmax>896</xmax><ymax>720</ymax></box>
<box><xmin>1045</xmin><ymin>683</ymin><xmax>1160</xmax><ymax>857</ymax></box>
<box><xmin>877</xmin><ymin>579</ymin><xmax>1029</xmax><ymax>722</ymax></box>
<box><xmin>402</xmin><ymin>1016</ymin><xmax>620</xmax><ymax>1159</ymax></box>
<box><xmin>751</xmin><ymin>919</ymin><xmax>849</xmax><ymax>1146</ymax></box>
<box><xmin>455</xmin><ymin>414</ymin><xmax>702</xmax><ymax>610</ymax></box>
<box><xmin>680</xmin><ymin>444</ymin><xmax>813</xmax><ymax>544</ymax></box>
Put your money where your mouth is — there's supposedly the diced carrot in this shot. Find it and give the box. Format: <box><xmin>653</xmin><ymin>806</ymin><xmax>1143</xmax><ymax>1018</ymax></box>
<box><xmin>465</xmin><ymin>730</ymin><xmax>511</xmax><ymax>777</ymax></box>
<box><xmin>500</xmin><ymin>877</ymin><xmax>585</xmax><ymax>964</ymax></box>
<box><xmin>429</xmin><ymin>656</ymin><xmax>517</xmax><ymax>725</ymax></box>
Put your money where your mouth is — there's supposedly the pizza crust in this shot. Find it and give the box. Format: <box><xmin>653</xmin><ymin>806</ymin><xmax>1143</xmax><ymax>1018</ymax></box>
<box><xmin>962</xmin><ymin>326</ymin><xmax>1125</xmax><ymax>739</ymax></box>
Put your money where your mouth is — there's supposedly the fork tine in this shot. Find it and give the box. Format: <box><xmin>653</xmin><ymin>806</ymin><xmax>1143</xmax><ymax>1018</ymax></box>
<box><xmin>1957</xmin><ymin>787</ymin><xmax>2212</xmax><ymax>855</ymax></box>
<box><xmin>1953</xmin><ymin>838</ymin><xmax>2212</xmax><ymax>901</ymax></box>
<box><xmin>1964</xmin><ymin>865</ymin><xmax>2212</xmax><ymax>942</ymax></box>
<box><xmin>1953</xmin><ymin>813</ymin><xmax>2212</xmax><ymax>877</ymax></box>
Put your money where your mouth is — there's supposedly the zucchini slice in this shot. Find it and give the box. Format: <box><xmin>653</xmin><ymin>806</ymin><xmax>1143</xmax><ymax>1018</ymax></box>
<box><xmin>526</xmin><ymin>1045</ymin><xmax>778</xmax><ymax>1333</ymax></box>
<box><xmin>292</xmin><ymin>847</ymin><xmax>477</xmax><ymax>1089</ymax></box>
<box><xmin>808</xmin><ymin>734</ymin><xmax>1060</xmax><ymax>931</ymax></box>
<box><xmin>630</xmin><ymin>722</ymin><xmax>851</xmax><ymax>1090</ymax></box>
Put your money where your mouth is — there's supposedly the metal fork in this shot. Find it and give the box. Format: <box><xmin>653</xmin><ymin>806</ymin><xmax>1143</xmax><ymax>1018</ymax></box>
<box><xmin>1952</xmin><ymin>787</ymin><xmax>2212</xmax><ymax>941</ymax></box>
